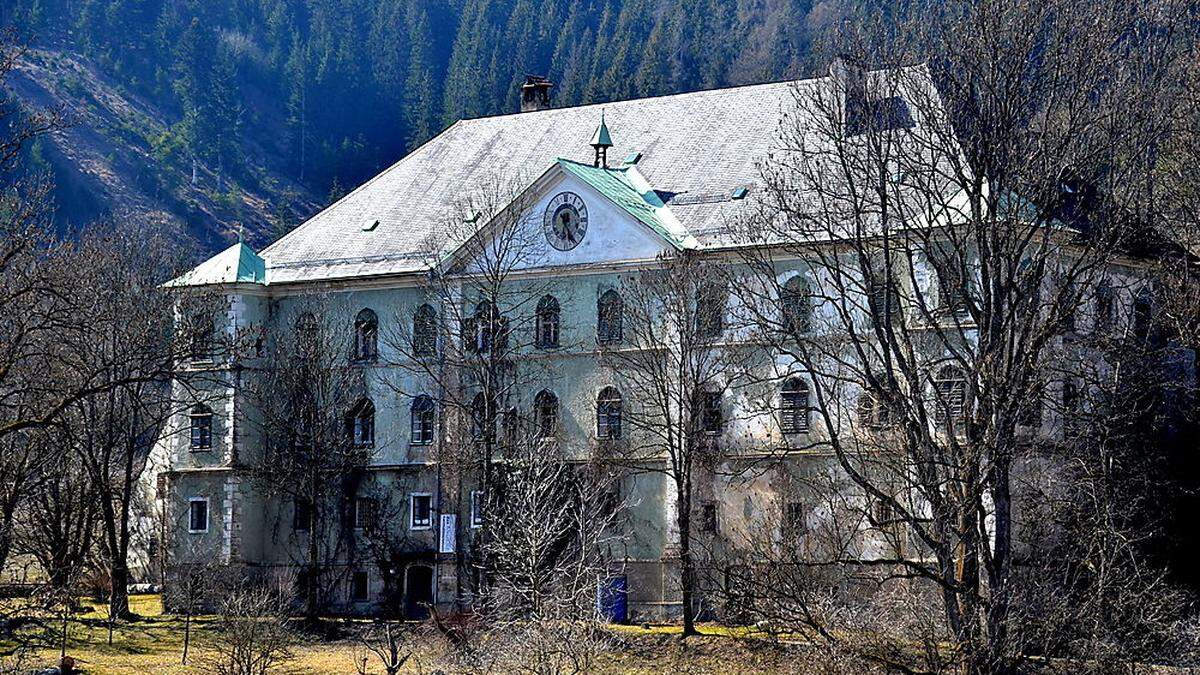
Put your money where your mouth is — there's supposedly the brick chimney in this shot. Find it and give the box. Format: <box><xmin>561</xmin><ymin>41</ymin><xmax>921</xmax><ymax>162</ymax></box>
<box><xmin>829</xmin><ymin>55</ymin><xmax>867</xmax><ymax>134</ymax></box>
<box><xmin>520</xmin><ymin>75</ymin><xmax>553</xmax><ymax>113</ymax></box>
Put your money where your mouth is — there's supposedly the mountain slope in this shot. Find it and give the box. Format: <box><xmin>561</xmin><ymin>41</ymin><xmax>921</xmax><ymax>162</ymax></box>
<box><xmin>9</xmin><ymin>49</ymin><xmax>320</xmax><ymax>248</ymax></box>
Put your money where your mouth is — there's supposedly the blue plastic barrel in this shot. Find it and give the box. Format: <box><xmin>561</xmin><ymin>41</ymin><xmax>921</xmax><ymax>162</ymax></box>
<box><xmin>596</xmin><ymin>576</ymin><xmax>628</xmax><ymax>623</ymax></box>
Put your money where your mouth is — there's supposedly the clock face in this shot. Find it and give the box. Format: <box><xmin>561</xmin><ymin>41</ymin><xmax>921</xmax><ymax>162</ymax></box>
<box><xmin>542</xmin><ymin>192</ymin><xmax>588</xmax><ymax>251</ymax></box>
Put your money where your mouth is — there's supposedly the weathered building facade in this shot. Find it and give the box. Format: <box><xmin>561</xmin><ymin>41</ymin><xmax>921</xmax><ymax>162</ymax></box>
<box><xmin>156</xmin><ymin>61</ymin><xmax>1165</xmax><ymax>621</ymax></box>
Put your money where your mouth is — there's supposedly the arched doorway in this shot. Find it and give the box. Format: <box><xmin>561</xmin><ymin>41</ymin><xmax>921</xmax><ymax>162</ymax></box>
<box><xmin>404</xmin><ymin>565</ymin><xmax>434</xmax><ymax>619</ymax></box>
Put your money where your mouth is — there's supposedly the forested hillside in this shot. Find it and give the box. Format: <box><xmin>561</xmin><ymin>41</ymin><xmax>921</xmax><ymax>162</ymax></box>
<box><xmin>0</xmin><ymin>0</ymin><xmax>837</xmax><ymax>249</ymax></box>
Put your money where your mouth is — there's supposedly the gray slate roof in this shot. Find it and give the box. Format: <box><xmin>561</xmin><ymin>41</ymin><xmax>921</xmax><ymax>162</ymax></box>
<box><xmin>260</xmin><ymin>79</ymin><xmax>813</xmax><ymax>284</ymax></box>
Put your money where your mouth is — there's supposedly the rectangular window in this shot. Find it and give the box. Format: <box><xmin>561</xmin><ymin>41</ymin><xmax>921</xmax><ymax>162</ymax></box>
<box><xmin>700</xmin><ymin>502</ymin><xmax>717</xmax><ymax>534</ymax></box>
<box><xmin>784</xmin><ymin>502</ymin><xmax>805</xmax><ymax>537</ymax></box>
<box><xmin>350</xmin><ymin>570</ymin><xmax>369</xmax><ymax>602</ymax></box>
<box><xmin>353</xmin><ymin>497</ymin><xmax>377</xmax><ymax>530</ymax></box>
<box><xmin>700</xmin><ymin>391</ymin><xmax>722</xmax><ymax>434</ymax></box>
<box><xmin>188</xmin><ymin>498</ymin><xmax>209</xmax><ymax>533</ymax></box>
<box><xmin>189</xmin><ymin>410</ymin><xmax>213</xmax><ymax>451</ymax></box>
<box><xmin>410</xmin><ymin>493</ymin><xmax>432</xmax><ymax>530</ymax></box>
<box><xmin>293</xmin><ymin>498</ymin><xmax>312</xmax><ymax>532</ymax></box>
<box><xmin>470</xmin><ymin>491</ymin><xmax>483</xmax><ymax>529</ymax></box>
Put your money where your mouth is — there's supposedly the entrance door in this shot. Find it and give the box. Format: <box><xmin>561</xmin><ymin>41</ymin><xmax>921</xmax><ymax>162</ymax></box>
<box><xmin>404</xmin><ymin>565</ymin><xmax>435</xmax><ymax>619</ymax></box>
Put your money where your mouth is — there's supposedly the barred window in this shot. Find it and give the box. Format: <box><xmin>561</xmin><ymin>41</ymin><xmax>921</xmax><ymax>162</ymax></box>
<box><xmin>536</xmin><ymin>295</ymin><xmax>561</xmax><ymax>349</ymax></box>
<box><xmin>779</xmin><ymin>378</ymin><xmax>810</xmax><ymax>434</ymax></box>
<box><xmin>934</xmin><ymin>365</ymin><xmax>967</xmax><ymax>424</ymax></box>
<box><xmin>782</xmin><ymin>275</ymin><xmax>812</xmax><ymax>335</ymax></box>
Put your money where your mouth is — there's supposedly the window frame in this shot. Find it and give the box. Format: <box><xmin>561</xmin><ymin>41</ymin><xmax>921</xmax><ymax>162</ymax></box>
<box><xmin>470</xmin><ymin>490</ymin><xmax>483</xmax><ymax>529</ymax></box>
<box><xmin>699</xmin><ymin>391</ymin><xmax>722</xmax><ymax>435</ymax></box>
<box><xmin>596</xmin><ymin>387</ymin><xmax>623</xmax><ymax>440</ymax></box>
<box><xmin>779</xmin><ymin>378</ymin><xmax>811</xmax><ymax>435</ymax></box>
<box><xmin>346</xmin><ymin>398</ymin><xmax>376</xmax><ymax>449</ymax></box>
<box><xmin>352</xmin><ymin>308</ymin><xmax>379</xmax><ymax>363</ymax></box>
<box><xmin>353</xmin><ymin>496</ymin><xmax>377</xmax><ymax>531</ymax></box>
<box><xmin>413</xmin><ymin>304</ymin><xmax>438</xmax><ymax>357</ymax></box>
<box><xmin>410</xmin><ymin>395</ymin><xmax>436</xmax><ymax>445</ymax></box>
<box><xmin>409</xmin><ymin>492</ymin><xmax>433</xmax><ymax>531</ymax></box>
<box><xmin>189</xmin><ymin>405</ymin><xmax>214</xmax><ymax>451</ymax></box>
<box><xmin>187</xmin><ymin>497</ymin><xmax>209</xmax><ymax>534</ymax></box>
<box><xmin>597</xmin><ymin>290</ymin><xmax>623</xmax><ymax>345</ymax></box>
<box><xmin>534</xmin><ymin>389</ymin><xmax>559</xmax><ymax>440</ymax></box>
<box><xmin>292</xmin><ymin>497</ymin><xmax>312</xmax><ymax>532</ymax></box>
<box><xmin>781</xmin><ymin>275</ymin><xmax>812</xmax><ymax>336</ymax></box>
<box><xmin>933</xmin><ymin>365</ymin><xmax>967</xmax><ymax>425</ymax></box>
<box><xmin>535</xmin><ymin>295</ymin><xmax>561</xmax><ymax>349</ymax></box>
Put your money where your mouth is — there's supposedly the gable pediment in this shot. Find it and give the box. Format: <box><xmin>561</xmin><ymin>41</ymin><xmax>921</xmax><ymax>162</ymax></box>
<box><xmin>448</xmin><ymin>159</ymin><xmax>696</xmax><ymax>274</ymax></box>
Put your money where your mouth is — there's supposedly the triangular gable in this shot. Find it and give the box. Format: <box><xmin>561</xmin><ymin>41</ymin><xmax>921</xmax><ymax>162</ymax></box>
<box><xmin>439</xmin><ymin>158</ymin><xmax>696</xmax><ymax>271</ymax></box>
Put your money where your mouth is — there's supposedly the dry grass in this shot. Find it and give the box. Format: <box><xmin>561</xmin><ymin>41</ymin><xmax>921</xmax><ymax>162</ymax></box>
<box><xmin>10</xmin><ymin>595</ymin><xmax>817</xmax><ymax>674</ymax></box>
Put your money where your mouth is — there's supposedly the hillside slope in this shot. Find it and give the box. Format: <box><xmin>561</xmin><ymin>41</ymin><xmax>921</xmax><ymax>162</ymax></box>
<box><xmin>9</xmin><ymin>49</ymin><xmax>321</xmax><ymax>248</ymax></box>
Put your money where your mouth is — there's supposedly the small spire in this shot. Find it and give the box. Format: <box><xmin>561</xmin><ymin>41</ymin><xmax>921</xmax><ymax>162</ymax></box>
<box><xmin>590</xmin><ymin>109</ymin><xmax>613</xmax><ymax>167</ymax></box>
<box><xmin>235</xmin><ymin>222</ymin><xmax>244</xmax><ymax>243</ymax></box>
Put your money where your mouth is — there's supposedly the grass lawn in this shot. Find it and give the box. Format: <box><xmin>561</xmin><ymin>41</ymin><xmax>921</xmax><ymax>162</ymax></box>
<box><xmin>14</xmin><ymin>595</ymin><xmax>810</xmax><ymax>674</ymax></box>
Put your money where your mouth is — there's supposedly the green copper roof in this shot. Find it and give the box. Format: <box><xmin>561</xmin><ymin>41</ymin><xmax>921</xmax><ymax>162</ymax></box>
<box><xmin>164</xmin><ymin>242</ymin><xmax>268</xmax><ymax>288</ymax></box>
<box><xmin>556</xmin><ymin>158</ymin><xmax>697</xmax><ymax>249</ymax></box>
<box><xmin>589</xmin><ymin>112</ymin><xmax>613</xmax><ymax>148</ymax></box>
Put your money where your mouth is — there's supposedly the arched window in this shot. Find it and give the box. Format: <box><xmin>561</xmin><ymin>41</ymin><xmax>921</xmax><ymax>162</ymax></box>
<box><xmin>467</xmin><ymin>302</ymin><xmax>507</xmax><ymax>354</ymax></box>
<box><xmin>597</xmin><ymin>290</ymin><xmax>623</xmax><ymax>345</ymax></box>
<box><xmin>411</xmin><ymin>395</ymin><xmax>435</xmax><ymax>445</ymax></box>
<box><xmin>189</xmin><ymin>405</ymin><xmax>213</xmax><ymax>450</ymax></box>
<box><xmin>781</xmin><ymin>276</ymin><xmax>812</xmax><ymax>335</ymax></box>
<box><xmin>470</xmin><ymin>392</ymin><xmax>494</xmax><ymax>441</ymax></box>
<box><xmin>534</xmin><ymin>389</ymin><xmax>559</xmax><ymax>439</ymax></box>
<box><xmin>933</xmin><ymin>365</ymin><xmax>966</xmax><ymax>424</ymax></box>
<box><xmin>413</xmin><ymin>304</ymin><xmax>438</xmax><ymax>357</ymax></box>
<box><xmin>695</xmin><ymin>281</ymin><xmax>725</xmax><ymax>339</ymax></box>
<box><xmin>352</xmin><ymin>309</ymin><xmax>378</xmax><ymax>363</ymax></box>
<box><xmin>596</xmin><ymin>387</ymin><xmax>623</xmax><ymax>439</ymax></box>
<box><xmin>779</xmin><ymin>378</ymin><xmax>810</xmax><ymax>434</ymax></box>
<box><xmin>346</xmin><ymin>399</ymin><xmax>375</xmax><ymax>449</ymax></box>
<box><xmin>535</xmin><ymin>295</ymin><xmax>561</xmax><ymax>349</ymax></box>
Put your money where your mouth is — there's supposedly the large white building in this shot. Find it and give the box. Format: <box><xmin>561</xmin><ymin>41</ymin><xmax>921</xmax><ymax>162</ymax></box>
<box><xmin>157</xmin><ymin>61</ymin><xmax>1161</xmax><ymax>621</ymax></box>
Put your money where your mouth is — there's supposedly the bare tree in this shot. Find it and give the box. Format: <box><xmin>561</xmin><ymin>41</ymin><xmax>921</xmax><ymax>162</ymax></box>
<box><xmin>726</xmin><ymin>0</ymin><xmax>1196</xmax><ymax>671</ymax></box>
<box><xmin>380</xmin><ymin>176</ymin><xmax>561</xmax><ymax>595</ymax></box>
<box><xmin>203</xmin><ymin>572</ymin><xmax>297</xmax><ymax>675</ymax></box>
<box><xmin>163</xmin><ymin>534</ymin><xmax>225</xmax><ymax>665</ymax></box>
<box><xmin>242</xmin><ymin>295</ymin><xmax>371</xmax><ymax>622</ymax></box>
<box><xmin>598</xmin><ymin>250</ymin><xmax>750</xmax><ymax>636</ymax></box>
<box><xmin>352</xmin><ymin>621</ymin><xmax>414</xmax><ymax>675</ymax></box>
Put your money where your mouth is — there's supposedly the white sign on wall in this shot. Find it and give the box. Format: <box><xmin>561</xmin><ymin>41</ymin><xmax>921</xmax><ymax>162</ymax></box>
<box><xmin>439</xmin><ymin>514</ymin><xmax>457</xmax><ymax>554</ymax></box>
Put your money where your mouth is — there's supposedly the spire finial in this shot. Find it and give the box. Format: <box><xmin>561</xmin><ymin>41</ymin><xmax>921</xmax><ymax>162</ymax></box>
<box><xmin>590</xmin><ymin>108</ymin><xmax>614</xmax><ymax>168</ymax></box>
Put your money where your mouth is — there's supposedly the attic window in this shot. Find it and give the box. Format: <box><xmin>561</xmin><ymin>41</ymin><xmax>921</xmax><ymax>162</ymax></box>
<box><xmin>731</xmin><ymin>186</ymin><xmax>749</xmax><ymax>200</ymax></box>
<box><xmin>623</xmin><ymin>151</ymin><xmax>643</xmax><ymax>165</ymax></box>
<box><xmin>361</xmin><ymin>219</ymin><xmax>380</xmax><ymax>232</ymax></box>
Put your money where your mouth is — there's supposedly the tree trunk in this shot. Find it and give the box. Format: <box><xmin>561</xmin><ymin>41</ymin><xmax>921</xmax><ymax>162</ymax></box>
<box><xmin>677</xmin><ymin>483</ymin><xmax>699</xmax><ymax>637</ymax></box>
